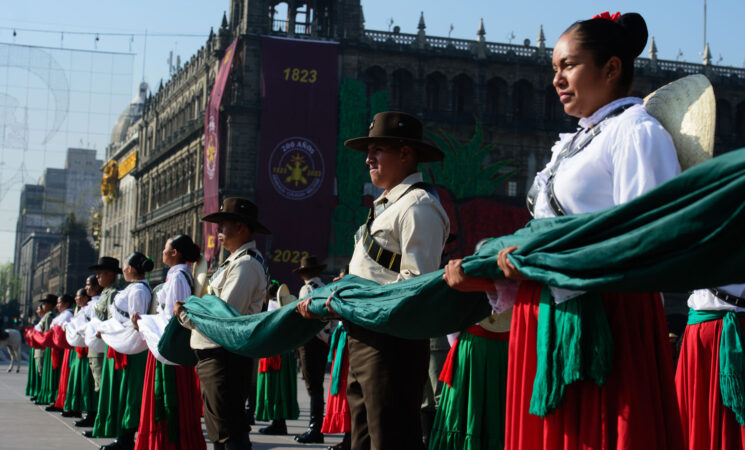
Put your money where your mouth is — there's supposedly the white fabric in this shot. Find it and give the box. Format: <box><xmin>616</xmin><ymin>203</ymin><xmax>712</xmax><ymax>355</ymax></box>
<box><xmin>109</xmin><ymin>281</ymin><xmax>151</xmax><ymax>323</ymax></box>
<box><xmin>349</xmin><ymin>172</ymin><xmax>450</xmax><ymax>285</ymax></box>
<box><xmin>139</xmin><ymin>264</ymin><xmax>194</xmax><ymax>365</ymax></box>
<box><xmin>50</xmin><ymin>308</ymin><xmax>73</xmax><ymax>327</ymax></box>
<box><xmin>267</xmin><ymin>299</ymin><xmax>279</xmax><ymax>312</ymax></box>
<box><xmin>98</xmin><ymin>280</ymin><xmax>152</xmax><ymax>355</ymax></box>
<box><xmin>687</xmin><ymin>283</ymin><xmax>745</xmax><ymax>313</ymax></box>
<box><xmin>84</xmin><ymin>318</ymin><xmax>107</xmax><ymax>353</ymax></box>
<box><xmin>65</xmin><ymin>306</ymin><xmax>92</xmax><ymax>347</ymax></box>
<box><xmin>494</xmin><ymin>98</ymin><xmax>680</xmax><ymax>309</ymax></box>
<box><xmin>98</xmin><ymin>318</ymin><xmax>148</xmax><ymax>355</ymax></box>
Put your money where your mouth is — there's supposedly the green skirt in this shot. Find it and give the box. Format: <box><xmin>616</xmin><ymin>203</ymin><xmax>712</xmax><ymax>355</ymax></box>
<box><xmin>118</xmin><ymin>350</ymin><xmax>148</xmax><ymax>433</ymax></box>
<box><xmin>428</xmin><ymin>329</ymin><xmax>509</xmax><ymax>450</ymax></box>
<box><xmin>256</xmin><ymin>352</ymin><xmax>299</xmax><ymax>421</ymax></box>
<box><xmin>37</xmin><ymin>348</ymin><xmax>60</xmax><ymax>404</ymax></box>
<box><xmin>93</xmin><ymin>348</ymin><xmax>148</xmax><ymax>437</ymax></box>
<box><xmin>93</xmin><ymin>347</ymin><xmax>123</xmax><ymax>437</ymax></box>
<box><xmin>25</xmin><ymin>348</ymin><xmax>42</xmax><ymax>397</ymax></box>
<box><xmin>64</xmin><ymin>350</ymin><xmax>97</xmax><ymax>413</ymax></box>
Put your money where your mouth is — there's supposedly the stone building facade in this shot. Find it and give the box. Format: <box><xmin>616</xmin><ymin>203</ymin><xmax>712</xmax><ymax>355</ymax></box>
<box><xmin>117</xmin><ymin>0</ymin><xmax>745</xmax><ymax>280</ymax></box>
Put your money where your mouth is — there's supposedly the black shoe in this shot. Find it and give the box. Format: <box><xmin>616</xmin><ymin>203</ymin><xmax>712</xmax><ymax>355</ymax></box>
<box><xmin>295</xmin><ymin>427</ymin><xmax>324</xmax><ymax>444</ymax></box>
<box><xmin>29</xmin><ymin>396</ymin><xmax>36</xmax><ymax>402</ymax></box>
<box><xmin>75</xmin><ymin>415</ymin><xmax>96</xmax><ymax>427</ymax></box>
<box><xmin>34</xmin><ymin>400</ymin><xmax>48</xmax><ymax>405</ymax></box>
<box><xmin>100</xmin><ymin>438</ymin><xmax>134</xmax><ymax>450</ymax></box>
<box><xmin>45</xmin><ymin>405</ymin><xmax>62</xmax><ymax>412</ymax></box>
<box><xmin>328</xmin><ymin>433</ymin><xmax>351</xmax><ymax>450</ymax></box>
<box><xmin>61</xmin><ymin>410</ymin><xmax>82</xmax><ymax>418</ymax></box>
<box><xmin>259</xmin><ymin>420</ymin><xmax>287</xmax><ymax>435</ymax></box>
<box><xmin>82</xmin><ymin>430</ymin><xmax>95</xmax><ymax>438</ymax></box>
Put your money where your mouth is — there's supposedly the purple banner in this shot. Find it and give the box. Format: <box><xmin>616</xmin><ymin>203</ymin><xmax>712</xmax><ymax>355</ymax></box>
<box><xmin>203</xmin><ymin>38</ymin><xmax>239</xmax><ymax>263</ymax></box>
<box><xmin>257</xmin><ymin>36</ymin><xmax>339</xmax><ymax>291</ymax></box>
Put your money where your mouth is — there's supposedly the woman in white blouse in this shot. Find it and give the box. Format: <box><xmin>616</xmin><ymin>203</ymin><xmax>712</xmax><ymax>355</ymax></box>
<box><xmin>444</xmin><ymin>12</ymin><xmax>684</xmax><ymax>450</ymax></box>
<box><xmin>97</xmin><ymin>252</ymin><xmax>153</xmax><ymax>450</ymax></box>
<box><xmin>132</xmin><ymin>235</ymin><xmax>206</xmax><ymax>450</ymax></box>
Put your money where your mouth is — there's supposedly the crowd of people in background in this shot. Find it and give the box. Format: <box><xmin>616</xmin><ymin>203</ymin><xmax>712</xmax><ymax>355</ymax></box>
<box><xmin>10</xmin><ymin>9</ymin><xmax>745</xmax><ymax>450</ymax></box>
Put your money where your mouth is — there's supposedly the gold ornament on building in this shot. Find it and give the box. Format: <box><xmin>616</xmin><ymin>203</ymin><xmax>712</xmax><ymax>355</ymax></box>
<box><xmin>101</xmin><ymin>160</ymin><xmax>119</xmax><ymax>203</ymax></box>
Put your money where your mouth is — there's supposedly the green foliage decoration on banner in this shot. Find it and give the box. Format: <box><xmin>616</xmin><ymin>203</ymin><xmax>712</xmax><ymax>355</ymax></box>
<box><xmin>423</xmin><ymin>116</ymin><xmax>516</xmax><ymax>198</ymax></box>
<box><xmin>328</xmin><ymin>80</ymin><xmax>389</xmax><ymax>255</ymax></box>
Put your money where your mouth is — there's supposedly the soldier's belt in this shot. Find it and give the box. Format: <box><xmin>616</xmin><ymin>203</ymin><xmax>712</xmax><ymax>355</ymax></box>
<box><xmin>361</xmin><ymin>229</ymin><xmax>401</xmax><ymax>273</ymax></box>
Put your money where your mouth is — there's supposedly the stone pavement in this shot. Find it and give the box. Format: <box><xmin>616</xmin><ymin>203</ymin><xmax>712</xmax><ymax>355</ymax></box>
<box><xmin>0</xmin><ymin>359</ymin><xmax>343</xmax><ymax>450</ymax></box>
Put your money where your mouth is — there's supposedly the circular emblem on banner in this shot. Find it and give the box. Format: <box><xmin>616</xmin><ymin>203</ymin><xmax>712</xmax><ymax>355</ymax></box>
<box><xmin>205</xmin><ymin>115</ymin><xmax>218</xmax><ymax>180</ymax></box>
<box><xmin>268</xmin><ymin>137</ymin><xmax>325</xmax><ymax>200</ymax></box>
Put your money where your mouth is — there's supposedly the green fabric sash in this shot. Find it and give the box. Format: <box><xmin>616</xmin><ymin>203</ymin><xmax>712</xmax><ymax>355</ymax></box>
<box><xmin>687</xmin><ymin>308</ymin><xmax>745</xmax><ymax>425</ymax></box>
<box><xmin>158</xmin><ymin>316</ymin><xmax>198</xmax><ymax>367</ymax></box>
<box><xmin>169</xmin><ymin>148</ymin><xmax>745</xmax><ymax>412</ymax></box>
<box><xmin>154</xmin><ymin>361</ymin><xmax>179</xmax><ymax>442</ymax></box>
<box><xmin>327</xmin><ymin>323</ymin><xmax>347</xmax><ymax>396</ymax></box>
<box><xmin>529</xmin><ymin>287</ymin><xmax>613</xmax><ymax>416</ymax></box>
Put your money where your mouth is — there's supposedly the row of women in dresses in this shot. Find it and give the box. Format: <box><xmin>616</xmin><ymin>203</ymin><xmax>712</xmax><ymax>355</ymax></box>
<box><xmin>25</xmin><ymin>236</ymin><xmax>206</xmax><ymax>450</ymax></box>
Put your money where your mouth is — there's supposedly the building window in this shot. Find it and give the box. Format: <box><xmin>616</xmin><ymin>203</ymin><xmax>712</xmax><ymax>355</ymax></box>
<box><xmin>507</xmin><ymin>181</ymin><xmax>517</xmax><ymax>197</ymax></box>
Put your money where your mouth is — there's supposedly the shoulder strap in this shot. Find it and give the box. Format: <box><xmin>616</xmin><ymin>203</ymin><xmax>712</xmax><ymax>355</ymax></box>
<box><xmin>245</xmin><ymin>248</ymin><xmax>271</xmax><ymax>284</ymax></box>
<box><xmin>177</xmin><ymin>269</ymin><xmax>194</xmax><ymax>294</ymax></box>
<box><xmin>362</xmin><ymin>181</ymin><xmax>437</xmax><ymax>273</ymax></box>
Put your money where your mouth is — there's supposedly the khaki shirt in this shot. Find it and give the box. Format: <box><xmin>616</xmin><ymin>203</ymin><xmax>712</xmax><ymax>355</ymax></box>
<box><xmin>349</xmin><ymin>172</ymin><xmax>449</xmax><ymax>285</ymax></box>
<box><xmin>180</xmin><ymin>241</ymin><xmax>268</xmax><ymax>350</ymax></box>
<box><xmin>94</xmin><ymin>285</ymin><xmax>119</xmax><ymax>321</ymax></box>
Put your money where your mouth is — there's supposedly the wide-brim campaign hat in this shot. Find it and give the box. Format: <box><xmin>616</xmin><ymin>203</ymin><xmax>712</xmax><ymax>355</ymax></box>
<box><xmin>276</xmin><ymin>283</ymin><xmax>298</xmax><ymax>307</ymax></box>
<box><xmin>344</xmin><ymin>111</ymin><xmax>445</xmax><ymax>163</ymax></box>
<box><xmin>40</xmin><ymin>294</ymin><xmax>57</xmax><ymax>306</ymax></box>
<box><xmin>292</xmin><ymin>255</ymin><xmax>327</xmax><ymax>274</ymax></box>
<box><xmin>88</xmin><ymin>256</ymin><xmax>122</xmax><ymax>274</ymax></box>
<box><xmin>201</xmin><ymin>197</ymin><xmax>271</xmax><ymax>235</ymax></box>
<box><xmin>644</xmin><ymin>74</ymin><xmax>715</xmax><ymax>171</ymax></box>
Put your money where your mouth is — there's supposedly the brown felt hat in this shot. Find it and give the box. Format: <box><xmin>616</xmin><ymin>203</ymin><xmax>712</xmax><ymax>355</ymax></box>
<box><xmin>344</xmin><ymin>111</ymin><xmax>444</xmax><ymax>162</ymax></box>
<box><xmin>292</xmin><ymin>255</ymin><xmax>327</xmax><ymax>275</ymax></box>
<box><xmin>88</xmin><ymin>256</ymin><xmax>122</xmax><ymax>274</ymax></box>
<box><xmin>201</xmin><ymin>197</ymin><xmax>271</xmax><ymax>235</ymax></box>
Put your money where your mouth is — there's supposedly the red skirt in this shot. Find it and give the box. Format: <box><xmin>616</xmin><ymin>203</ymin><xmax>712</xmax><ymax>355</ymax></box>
<box><xmin>505</xmin><ymin>281</ymin><xmax>684</xmax><ymax>450</ymax></box>
<box><xmin>321</xmin><ymin>348</ymin><xmax>351</xmax><ymax>434</ymax></box>
<box><xmin>675</xmin><ymin>316</ymin><xmax>745</xmax><ymax>450</ymax></box>
<box><xmin>53</xmin><ymin>349</ymin><xmax>72</xmax><ymax>409</ymax></box>
<box><xmin>135</xmin><ymin>352</ymin><xmax>206</xmax><ymax>450</ymax></box>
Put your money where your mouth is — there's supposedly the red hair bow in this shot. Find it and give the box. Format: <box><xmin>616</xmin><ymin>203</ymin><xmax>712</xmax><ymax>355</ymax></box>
<box><xmin>592</xmin><ymin>11</ymin><xmax>621</xmax><ymax>21</ymax></box>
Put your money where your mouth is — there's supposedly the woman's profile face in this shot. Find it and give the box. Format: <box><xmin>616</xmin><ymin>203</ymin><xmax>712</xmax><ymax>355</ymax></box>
<box><xmin>162</xmin><ymin>240</ymin><xmax>179</xmax><ymax>267</ymax></box>
<box><xmin>552</xmin><ymin>30</ymin><xmax>618</xmax><ymax>118</ymax></box>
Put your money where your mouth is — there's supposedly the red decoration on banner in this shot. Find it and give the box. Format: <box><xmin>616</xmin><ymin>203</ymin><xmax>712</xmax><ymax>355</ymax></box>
<box><xmin>203</xmin><ymin>37</ymin><xmax>240</xmax><ymax>263</ymax></box>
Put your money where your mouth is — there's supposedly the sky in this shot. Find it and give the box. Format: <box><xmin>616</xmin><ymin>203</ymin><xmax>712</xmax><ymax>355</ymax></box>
<box><xmin>0</xmin><ymin>0</ymin><xmax>743</xmax><ymax>264</ymax></box>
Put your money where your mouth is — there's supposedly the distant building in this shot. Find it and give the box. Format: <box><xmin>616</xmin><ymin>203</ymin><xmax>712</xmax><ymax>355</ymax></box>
<box><xmin>13</xmin><ymin>148</ymin><xmax>102</xmax><ymax>319</ymax></box>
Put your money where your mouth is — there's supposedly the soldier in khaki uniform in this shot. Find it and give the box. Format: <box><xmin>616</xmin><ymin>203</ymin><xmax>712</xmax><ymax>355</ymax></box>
<box><xmin>299</xmin><ymin>111</ymin><xmax>450</xmax><ymax>450</ymax></box>
<box><xmin>176</xmin><ymin>197</ymin><xmax>270</xmax><ymax>450</ymax></box>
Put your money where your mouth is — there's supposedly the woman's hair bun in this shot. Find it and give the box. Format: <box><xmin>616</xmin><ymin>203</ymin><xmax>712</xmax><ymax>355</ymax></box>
<box><xmin>170</xmin><ymin>234</ymin><xmax>200</xmax><ymax>263</ymax></box>
<box><xmin>617</xmin><ymin>13</ymin><xmax>648</xmax><ymax>58</ymax></box>
<box><xmin>127</xmin><ymin>252</ymin><xmax>154</xmax><ymax>274</ymax></box>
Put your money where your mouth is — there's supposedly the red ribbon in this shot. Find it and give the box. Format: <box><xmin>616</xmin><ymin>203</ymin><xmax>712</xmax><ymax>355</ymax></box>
<box><xmin>592</xmin><ymin>11</ymin><xmax>621</xmax><ymax>22</ymax></box>
<box><xmin>51</xmin><ymin>349</ymin><xmax>63</xmax><ymax>370</ymax></box>
<box><xmin>106</xmin><ymin>346</ymin><xmax>128</xmax><ymax>370</ymax></box>
<box><xmin>75</xmin><ymin>347</ymin><xmax>88</xmax><ymax>359</ymax></box>
<box><xmin>438</xmin><ymin>325</ymin><xmax>510</xmax><ymax>388</ymax></box>
<box><xmin>258</xmin><ymin>355</ymin><xmax>282</xmax><ymax>373</ymax></box>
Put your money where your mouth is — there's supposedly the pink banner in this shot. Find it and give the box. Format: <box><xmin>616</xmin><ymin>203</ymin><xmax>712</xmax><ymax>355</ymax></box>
<box><xmin>203</xmin><ymin>38</ymin><xmax>239</xmax><ymax>263</ymax></box>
